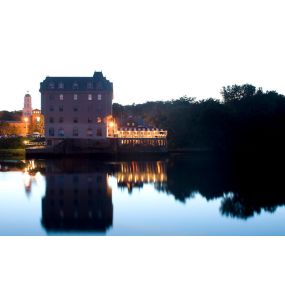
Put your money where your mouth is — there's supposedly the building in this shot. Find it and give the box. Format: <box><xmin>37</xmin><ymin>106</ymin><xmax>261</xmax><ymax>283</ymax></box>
<box><xmin>23</xmin><ymin>93</ymin><xmax>32</xmax><ymax>117</ymax></box>
<box><xmin>40</xmin><ymin>71</ymin><xmax>113</xmax><ymax>147</ymax></box>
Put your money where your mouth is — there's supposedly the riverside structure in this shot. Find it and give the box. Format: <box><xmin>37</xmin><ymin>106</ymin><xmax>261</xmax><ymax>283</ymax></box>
<box><xmin>29</xmin><ymin>70</ymin><xmax>167</xmax><ymax>156</ymax></box>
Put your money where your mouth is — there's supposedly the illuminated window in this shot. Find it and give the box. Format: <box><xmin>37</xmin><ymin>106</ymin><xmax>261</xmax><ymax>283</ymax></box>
<box><xmin>98</xmin><ymin>94</ymin><xmax>102</xmax><ymax>100</ymax></box>
<box><xmin>74</xmin><ymin>94</ymin><xmax>78</xmax><ymax>100</ymax></box>
<box><xmin>97</xmin><ymin>117</ymin><xmax>102</xmax><ymax>123</ymax></box>
<box><xmin>88</xmin><ymin>94</ymin><xmax>92</xmax><ymax>101</ymax></box>
<box><xmin>58</xmin><ymin>82</ymin><xmax>64</xmax><ymax>89</ymax></box>
<box><xmin>59</xmin><ymin>94</ymin><xmax>64</xmax><ymax>101</ymax></box>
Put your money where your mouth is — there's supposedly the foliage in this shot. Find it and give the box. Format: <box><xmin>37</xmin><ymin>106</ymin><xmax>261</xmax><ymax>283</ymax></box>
<box><xmin>113</xmin><ymin>84</ymin><xmax>285</xmax><ymax>151</ymax></box>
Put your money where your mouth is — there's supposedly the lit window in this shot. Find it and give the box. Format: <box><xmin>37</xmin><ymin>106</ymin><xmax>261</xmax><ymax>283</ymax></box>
<box><xmin>97</xmin><ymin>117</ymin><xmax>102</xmax><ymax>123</ymax></box>
<box><xmin>74</xmin><ymin>94</ymin><xmax>78</xmax><ymax>100</ymax></box>
<box><xmin>88</xmin><ymin>94</ymin><xmax>92</xmax><ymax>101</ymax></box>
<box><xmin>98</xmin><ymin>94</ymin><xmax>102</xmax><ymax>100</ymax></box>
<box><xmin>58</xmin><ymin>82</ymin><xmax>64</xmax><ymax>89</ymax></box>
<box><xmin>59</xmin><ymin>94</ymin><xmax>64</xmax><ymax>101</ymax></box>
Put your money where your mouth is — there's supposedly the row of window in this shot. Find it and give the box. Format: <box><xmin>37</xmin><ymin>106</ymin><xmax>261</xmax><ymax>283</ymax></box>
<box><xmin>48</xmin><ymin>127</ymin><xmax>102</xmax><ymax>137</ymax></box>
<box><xmin>49</xmin><ymin>94</ymin><xmax>102</xmax><ymax>101</ymax></box>
<box><xmin>48</xmin><ymin>81</ymin><xmax>95</xmax><ymax>90</ymax></box>
<box><xmin>48</xmin><ymin>117</ymin><xmax>102</xmax><ymax>123</ymax></box>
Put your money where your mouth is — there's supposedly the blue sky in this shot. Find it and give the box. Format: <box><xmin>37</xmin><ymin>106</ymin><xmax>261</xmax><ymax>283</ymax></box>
<box><xmin>1</xmin><ymin>0</ymin><xmax>284</xmax><ymax>110</ymax></box>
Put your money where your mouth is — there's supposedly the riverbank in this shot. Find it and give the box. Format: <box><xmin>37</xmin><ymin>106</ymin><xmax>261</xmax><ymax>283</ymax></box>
<box><xmin>0</xmin><ymin>149</ymin><xmax>25</xmax><ymax>158</ymax></box>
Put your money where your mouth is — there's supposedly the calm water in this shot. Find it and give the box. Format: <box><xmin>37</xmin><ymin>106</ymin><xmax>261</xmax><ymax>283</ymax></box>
<box><xmin>0</xmin><ymin>153</ymin><xmax>285</xmax><ymax>235</ymax></box>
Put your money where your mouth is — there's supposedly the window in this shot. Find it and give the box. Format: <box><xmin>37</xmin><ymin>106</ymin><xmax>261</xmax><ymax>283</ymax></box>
<box><xmin>73</xmin><ymin>106</ymin><xmax>78</xmax><ymax>112</ymax></box>
<box><xmin>97</xmin><ymin>117</ymin><xmax>102</xmax><ymax>123</ymax></box>
<box><xmin>59</xmin><ymin>117</ymin><xmax>64</xmax><ymax>123</ymax></box>
<box><xmin>87</xmin><ymin>82</ymin><xmax>93</xmax><ymax>89</ymax></box>
<box><xmin>96</xmin><ymin>128</ymin><xmax>102</xmax><ymax>136</ymax></box>
<box><xmin>97</xmin><ymin>94</ymin><xmax>102</xmax><ymax>100</ymax></box>
<box><xmin>73</xmin><ymin>128</ymin><xmax>79</xmax><ymax>136</ymax></box>
<box><xmin>58</xmin><ymin>128</ymin><xmax>64</xmax><ymax>137</ymax></box>
<box><xmin>74</xmin><ymin>94</ymin><xmax>78</xmax><ymax>100</ymax></box>
<box><xmin>73</xmin><ymin>82</ymin><xmax>79</xmax><ymax>89</ymax></box>
<box><xmin>49</xmin><ymin>82</ymin><xmax>55</xmax><ymax>89</ymax></box>
<box><xmin>73</xmin><ymin>118</ymin><xmax>78</xmax><ymax>123</ymax></box>
<box><xmin>49</xmin><ymin>106</ymin><xmax>54</xmax><ymax>111</ymax></box>
<box><xmin>88</xmin><ymin>117</ymin><xmax>92</xmax><ymax>123</ymax></box>
<box><xmin>87</xmin><ymin>128</ymin><xmax>93</xmax><ymax>137</ymax></box>
<box><xmin>59</xmin><ymin>94</ymin><xmax>64</xmax><ymax>101</ymax></box>
<box><xmin>58</xmin><ymin>82</ymin><xmax>64</xmax><ymax>89</ymax></box>
<box><xmin>49</xmin><ymin>128</ymin><xmax>54</xmax><ymax>136</ymax></box>
<box><xmin>88</xmin><ymin>94</ymin><xmax>92</xmax><ymax>101</ymax></box>
<box><xmin>59</xmin><ymin>106</ymin><xmax>63</xmax><ymax>112</ymax></box>
<box><xmin>49</xmin><ymin>117</ymin><xmax>54</xmax><ymax>123</ymax></box>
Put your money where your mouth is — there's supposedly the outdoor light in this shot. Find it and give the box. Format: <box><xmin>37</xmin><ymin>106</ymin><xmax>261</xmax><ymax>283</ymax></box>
<box><xmin>24</xmin><ymin>117</ymin><xmax>28</xmax><ymax>122</ymax></box>
<box><xmin>109</xmin><ymin>121</ymin><xmax>114</xmax><ymax>128</ymax></box>
<box><xmin>36</xmin><ymin>116</ymin><xmax>40</xmax><ymax>122</ymax></box>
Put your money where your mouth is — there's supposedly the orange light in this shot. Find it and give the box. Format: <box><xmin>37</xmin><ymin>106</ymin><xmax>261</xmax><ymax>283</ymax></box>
<box><xmin>24</xmin><ymin>117</ymin><xmax>28</xmax><ymax>122</ymax></box>
<box><xmin>109</xmin><ymin>121</ymin><xmax>114</xmax><ymax>128</ymax></box>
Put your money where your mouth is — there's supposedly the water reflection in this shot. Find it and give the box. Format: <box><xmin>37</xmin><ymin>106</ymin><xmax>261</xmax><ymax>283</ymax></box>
<box><xmin>1</xmin><ymin>152</ymin><xmax>285</xmax><ymax>231</ymax></box>
<box><xmin>116</xmin><ymin>161</ymin><xmax>167</xmax><ymax>192</ymax></box>
<box><xmin>41</xmin><ymin>159</ymin><xmax>113</xmax><ymax>233</ymax></box>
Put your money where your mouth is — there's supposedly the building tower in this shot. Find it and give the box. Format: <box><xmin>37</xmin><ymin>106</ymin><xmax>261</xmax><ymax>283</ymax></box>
<box><xmin>23</xmin><ymin>93</ymin><xmax>32</xmax><ymax>118</ymax></box>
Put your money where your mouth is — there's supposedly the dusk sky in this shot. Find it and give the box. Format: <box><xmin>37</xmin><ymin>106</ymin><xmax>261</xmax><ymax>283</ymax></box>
<box><xmin>1</xmin><ymin>0</ymin><xmax>284</xmax><ymax>111</ymax></box>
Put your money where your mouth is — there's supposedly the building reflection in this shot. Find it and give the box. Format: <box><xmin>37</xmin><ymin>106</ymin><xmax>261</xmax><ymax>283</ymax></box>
<box><xmin>116</xmin><ymin>161</ymin><xmax>167</xmax><ymax>192</ymax></box>
<box><xmin>41</xmin><ymin>160</ymin><xmax>113</xmax><ymax>233</ymax></box>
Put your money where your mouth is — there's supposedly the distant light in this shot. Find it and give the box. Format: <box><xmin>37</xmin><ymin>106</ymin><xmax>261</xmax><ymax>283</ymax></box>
<box><xmin>109</xmin><ymin>121</ymin><xmax>114</xmax><ymax>128</ymax></box>
<box><xmin>24</xmin><ymin>117</ymin><xmax>28</xmax><ymax>122</ymax></box>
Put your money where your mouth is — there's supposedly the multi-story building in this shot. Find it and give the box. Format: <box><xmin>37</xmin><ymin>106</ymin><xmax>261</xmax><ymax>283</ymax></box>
<box><xmin>40</xmin><ymin>71</ymin><xmax>113</xmax><ymax>146</ymax></box>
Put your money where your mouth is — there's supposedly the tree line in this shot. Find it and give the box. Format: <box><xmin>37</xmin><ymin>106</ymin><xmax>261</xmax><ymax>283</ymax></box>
<box><xmin>113</xmin><ymin>84</ymin><xmax>285</xmax><ymax>151</ymax></box>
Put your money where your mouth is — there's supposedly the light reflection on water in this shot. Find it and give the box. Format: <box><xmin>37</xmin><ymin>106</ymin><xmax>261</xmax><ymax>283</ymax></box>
<box><xmin>1</xmin><ymin>154</ymin><xmax>285</xmax><ymax>235</ymax></box>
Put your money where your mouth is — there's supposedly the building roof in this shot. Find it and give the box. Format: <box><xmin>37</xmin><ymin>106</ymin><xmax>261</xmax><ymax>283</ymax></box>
<box><xmin>39</xmin><ymin>71</ymin><xmax>113</xmax><ymax>92</ymax></box>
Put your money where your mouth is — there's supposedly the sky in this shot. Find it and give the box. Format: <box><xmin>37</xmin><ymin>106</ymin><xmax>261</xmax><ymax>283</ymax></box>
<box><xmin>0</xmin><ymin>0</ymin><xmax>285</xmax><ymax>111</ymax></box>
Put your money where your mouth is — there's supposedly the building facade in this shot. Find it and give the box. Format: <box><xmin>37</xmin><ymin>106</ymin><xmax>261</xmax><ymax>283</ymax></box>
<box><xmin>23</xmin><ymin>93</ymin><xmax>32</xmax><ymax>117</ymax></box>
<box><xmin>40</xmin><ymin>71</ymin><xmax>113</xmax><ymax>146</ymax></box>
